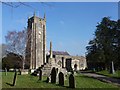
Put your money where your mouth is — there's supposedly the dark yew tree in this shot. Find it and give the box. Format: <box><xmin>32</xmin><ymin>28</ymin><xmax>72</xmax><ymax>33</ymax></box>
<box><xmin>115</xmin><ymin>20</ymin><xmax>120</xmax><ymax>69</ymax></box>
<box><xmin>86</xmin><ymin>17</ymin><xmax>120</xmax><ymax>71</ymax></box>
<box><xmin>2</xmin><ymin>52</ymin><xmax>22</xmax><ymax>70</ymax></box>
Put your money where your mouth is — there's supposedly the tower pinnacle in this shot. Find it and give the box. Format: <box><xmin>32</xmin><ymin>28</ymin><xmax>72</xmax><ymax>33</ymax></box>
<box><xmin>50</xmin><ymin>41</ymin><xmax>53</xmax><ymax>58</ymax></box>
<box><xmin>44</xmin><ymin>13</ymin><xmax>46</xmax><ymax>18</ymax></box>
<box><xmin>33</xmin><ymin>11</ymin><xmax>36</xmax><ymax>17</ymax></box>
<box><xmin>44</xmin><ymin>13</ymin><xmax>46</xmax><ymax>21</ymax></box>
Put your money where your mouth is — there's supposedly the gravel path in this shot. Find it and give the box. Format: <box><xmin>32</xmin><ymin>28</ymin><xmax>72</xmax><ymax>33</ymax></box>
<box><xmin>81</xmin><ymin>72</ymin><xmax>120</xmax><ymax>87</ymax></box>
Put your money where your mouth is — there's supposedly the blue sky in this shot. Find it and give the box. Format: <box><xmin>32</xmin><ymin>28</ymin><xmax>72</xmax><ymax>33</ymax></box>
<box><xmin>2</xmin><ymin>2</ymin><xmax>118</xmax><ymax>56</ymax></box>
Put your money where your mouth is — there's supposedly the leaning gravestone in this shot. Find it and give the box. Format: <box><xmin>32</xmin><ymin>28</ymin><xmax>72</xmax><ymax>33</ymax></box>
<box><xmin>51</xmin><ymin>67</ymin><xmax>56</xmax><ymax>83</ymax></box>
<box><xmin>69</xmin><ymin>74</ymin><xmax>75</xmax><ymax>88</ymax></box>
<box><xmin>58</xmin><ymin>72</ymin><xmax>64</xmax><ymax>86</ymax></box>
<box><xmin>39</xmin><ymin>69</ymin><xmax>42</xmax><ymax>80</ymax></box>
<box><xmin>12</xmin><ymin>69</ymin><xmax>17</xmax><ymax>86</ymax></box>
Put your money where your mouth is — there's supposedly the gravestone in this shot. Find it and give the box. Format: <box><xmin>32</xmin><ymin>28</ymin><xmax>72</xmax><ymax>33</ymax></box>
<box><xmin>19</xmin><ymin>68</ymin><xmax>21</xmax><ymax>75</ymax></box>
<box><xmin>110</xmin><ymin>61</ymin><xmax>115</xmax><ymax>74</ymax></box>
<box><xmin>51</xmin><ymin>67</ymin><xmax>56</xmax><ymax>83</ymax></box>
<box><xmin>56</xmin><ymin>68</ymin><xmax>59</xmax><ymax>82</ymax></box>
<box><xmin>21</xmin><ymin>69</ymin><xmax>29</xmax><ymax>75</ymax></box>
<box><xmin>5</xmin><ymin>68</ymin><xmax>7</xmax><ymax>76</ymax></box>
<box><xmin>39</xmin><ymin>69</ymin><xmax>42</xmax><ymax>80</ymax></box>
<box><xmin>12</xmin><ymin>69</ymin><xmax>17</xmax><ymax>86</ymax></box>
<box><xmin>58</xmin><ymin>72</ymin><xmax>64</xmax><ymax>86</ymax></box>
<box><xmin>56</xmin><ymin>68</ymin><xmax>58</xmax><ymax>74</ymax></box>
<box><xmin>69</xmin><ymin>74</ymin><xmax>75</xmax><ymax>88</ymax></box>
<box><xmin>46</xmin><ymin>77</ymin><xmax>49</xmax><ymax>83</ymax></box>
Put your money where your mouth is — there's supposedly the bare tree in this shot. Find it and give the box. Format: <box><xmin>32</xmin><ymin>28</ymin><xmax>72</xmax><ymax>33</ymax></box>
<box><xmin>5</xmin><ymin>28</ymin><xmax>29</xmax><ymax>69</ymax></box>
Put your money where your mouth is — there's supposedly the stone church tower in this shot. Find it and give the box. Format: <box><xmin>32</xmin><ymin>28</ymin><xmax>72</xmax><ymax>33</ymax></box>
<box><xmin>25</xmin><ymin>13</ymin><xmax>46</xmax><ymax>69</ymax></box>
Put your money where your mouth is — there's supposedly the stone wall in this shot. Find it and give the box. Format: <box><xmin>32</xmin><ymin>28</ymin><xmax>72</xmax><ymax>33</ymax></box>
<box><xmin>47</xmin><ymin>54</ymin><xmax>87</xmax><ymax>71</ymax></box>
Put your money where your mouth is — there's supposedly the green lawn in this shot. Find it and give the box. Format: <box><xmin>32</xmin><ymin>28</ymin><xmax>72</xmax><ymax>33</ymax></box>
<box><xmin>1</xmin><ymin>72</ymin><xmax>119</xmax><ymax>88</ymax></box>
<box><xmin>96</xmin><ymin>70</ymin><xmax>120</xmax><ymax>78</ymax></box>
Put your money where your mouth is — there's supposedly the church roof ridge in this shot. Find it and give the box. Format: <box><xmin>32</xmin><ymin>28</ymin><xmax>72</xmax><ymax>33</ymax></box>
<box><xmin>49</xmin><ymin>50</ymin><xmax>70</xmax><ymax>56</ymax></box>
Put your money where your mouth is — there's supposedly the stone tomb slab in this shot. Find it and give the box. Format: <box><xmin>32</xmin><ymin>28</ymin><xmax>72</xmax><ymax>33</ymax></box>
<box><xmin>21</xmin><ymin>69</ymin><xmax>29</xmax><ymax>75</ymax></box>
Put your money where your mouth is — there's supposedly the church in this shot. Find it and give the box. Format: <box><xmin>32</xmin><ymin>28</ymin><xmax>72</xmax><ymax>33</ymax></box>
<box><xmin>25</xmin><ymin>13</ymin><xmax>87</xmax><ymax>74</ymax></box>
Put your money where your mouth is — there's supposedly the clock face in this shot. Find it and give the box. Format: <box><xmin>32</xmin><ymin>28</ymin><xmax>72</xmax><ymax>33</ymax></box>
<box><xmin>38</xmin><ymin>26</ymin><xmax>41</xmax><ymax>29</ymax></box>
<box><xmin>36</xmin><ymin>23</ymin><xmax>41</xmax><ymax>30</ymax></box>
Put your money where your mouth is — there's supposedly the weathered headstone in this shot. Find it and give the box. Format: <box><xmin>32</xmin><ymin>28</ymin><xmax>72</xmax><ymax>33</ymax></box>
<box><xmin>12</xmin><ymin>69</ymin><xmax>17</xmax><ymax>86</ymax></box>
<box><xmin>56</xmin><ymin>68</ymin><xmax>58</xmax><ymax>74</ymax></box>
<box><xmin>56</xmin><ymin>68</ymin><xmax>59</xmax><ymax>82</ymax></box>
<box><xmin>69</xmin><ymin>74</ymin><xmax>75</xmax><ymax>88</ymax></box>
<box><xmin>5</xmin><ymin>68</ymin><xmax>7</xmax><ymax>76</ymax></box>
<box><xmin>51</xmin><ymin>67</ymin><xmax>56</xmax><ymax>83</ymax></box>
<box><xmin>39</xmin><ymin>69</ymin><xmax>42</xmax><ymax>80</ymax></box>
<box><xmin>19</xmin><ymin>68</ymin><xmax>21</xmax><ymax>75</ymax></box>
<box><xmin>58</xmin><ymin>72</ymin><xmax>64</xmax><ymax>86</ymax></box>
<box><xmin>110</xmin><ymin>61</ymin><xmax>115</xmax><ymax>74</ymax></box>
<box><xmin>93</xmin><ymin>68</ymin><xmax>96</xmax><ymax>72</ymax></box>
<box><xmin>46</xmin><ymin>77</ymin><xmax>49</xmax><ymax>83</ymax></box>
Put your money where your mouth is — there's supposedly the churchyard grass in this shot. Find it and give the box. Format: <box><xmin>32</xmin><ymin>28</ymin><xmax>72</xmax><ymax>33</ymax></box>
<box><xmin>2</xmin><ymin>72</ymin><xmax>62</xmax><ymax>88</ymax></box>
<box><xmin>96</xmin><ymin>70</ymin><xmax>120</xmax><ymax>78</ymax></box>
<box><xmin>2</xmin><ymin>72</ymin><xmax>119</xmax><ymax>88</ymax></box>
<box><xmin>73</xmin><ymin>74</ymin><xmax>119</xmax><ymax>88</ymax></box>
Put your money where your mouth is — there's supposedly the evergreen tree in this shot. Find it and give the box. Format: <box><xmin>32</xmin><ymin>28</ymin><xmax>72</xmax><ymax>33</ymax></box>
<box><xmin>86</xmin><ymin>17</ymin><xmax>120</xmax><ymax>71</ymax></box>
